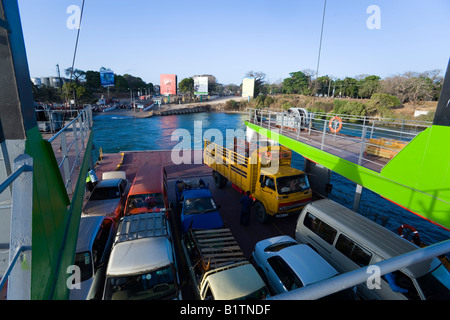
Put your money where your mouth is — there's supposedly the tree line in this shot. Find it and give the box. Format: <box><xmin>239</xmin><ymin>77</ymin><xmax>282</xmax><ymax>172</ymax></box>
<box><xmin>252</xmin><ymin>69</ymin><xmax>443</xmax><ymax>103</ymax></box>
<box><xmin>32</xmin><ymin>67</ymin><xmax>154</xmax><ymax>104</ymax></box>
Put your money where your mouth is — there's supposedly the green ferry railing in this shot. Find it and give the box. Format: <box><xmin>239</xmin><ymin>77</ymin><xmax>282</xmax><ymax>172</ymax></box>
<box><xmin>47</xmin><ymin>107</ymin><xmax>93</xmax><ymax>197</ymax></box>
<box><xmin>247</xmin><ymin>108</ymin><xmax>432</xmax><ymax>172</ymax></box>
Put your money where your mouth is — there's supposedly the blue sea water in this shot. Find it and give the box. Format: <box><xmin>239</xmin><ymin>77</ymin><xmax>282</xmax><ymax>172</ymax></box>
<box><xmin>93</xmin><ymin>112</ymin><xmax>450</xmax><ymax>245</ymax></box>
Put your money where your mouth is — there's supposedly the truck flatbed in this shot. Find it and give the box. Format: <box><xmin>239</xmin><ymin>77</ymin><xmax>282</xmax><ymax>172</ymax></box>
<box><xmin>187</xmin><ymin>228</ymin><xmax>246</xmax><ymax>270</ymax></box>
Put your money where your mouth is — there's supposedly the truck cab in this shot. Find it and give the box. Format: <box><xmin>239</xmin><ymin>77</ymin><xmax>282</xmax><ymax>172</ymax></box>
<box><xmin>255</xmin><ymin>166</ymin><xmax>312</xmax><ymax>222</ymax></box>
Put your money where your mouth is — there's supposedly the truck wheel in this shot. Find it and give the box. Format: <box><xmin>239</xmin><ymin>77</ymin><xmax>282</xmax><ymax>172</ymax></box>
<box><xmin>253</xmin><ymin>201</ymin><xmax>270</xmax><ymax>223</ymax></box>
<box><xmin>213</xmin><ymin>171</ymin><xmax>227</xmax><ymax>189</ymax></box>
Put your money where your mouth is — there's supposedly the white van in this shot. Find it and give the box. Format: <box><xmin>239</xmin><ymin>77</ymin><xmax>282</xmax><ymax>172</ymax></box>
<box><xmin>295</xmin><ymin>199</ymin><xmax>450</xmax><ymax>300</ymax></box>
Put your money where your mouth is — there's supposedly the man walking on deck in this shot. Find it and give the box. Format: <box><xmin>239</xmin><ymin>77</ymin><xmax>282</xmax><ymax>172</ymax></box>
<box><xmin>240</xmin><ymin>191</ymin><xmax>253</xmax><ymax>226</ymax></box>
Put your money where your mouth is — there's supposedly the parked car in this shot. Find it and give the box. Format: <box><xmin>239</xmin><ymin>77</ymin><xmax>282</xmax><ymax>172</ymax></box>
<box><xmin>69</xmin><ymin>216</ymin><xmax>115</xmax><ymax>300</ymax></box>
<box><xmin>251</xmin><ymin>235</ymin><xmax>358</xmax><ymax>300</ymax></box>
<box><xmin>83</xmin><ymin>171</ymin><xmax>129</xmax><ymax>222</ymax></box>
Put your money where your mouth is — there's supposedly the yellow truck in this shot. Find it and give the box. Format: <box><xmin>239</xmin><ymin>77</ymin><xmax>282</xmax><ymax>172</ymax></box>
<box><xmin>204</xmin><ymin>139</ymin><xmax>312</xmax><ymax>223</ymax></box>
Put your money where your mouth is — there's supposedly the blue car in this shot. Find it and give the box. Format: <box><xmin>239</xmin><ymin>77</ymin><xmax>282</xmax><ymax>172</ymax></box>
<box><xmin>176</xmin><ymin>180</ymin><xmax>223</xmax><ymax>233</ymax></box>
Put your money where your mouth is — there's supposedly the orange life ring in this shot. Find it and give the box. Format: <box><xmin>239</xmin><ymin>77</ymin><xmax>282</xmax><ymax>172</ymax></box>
<box><xmin>398</xmin><ymin>224</ymin><xmax>420</xmax><ymax>242</ymax></box>
<box><xmin>329</xmin><ymin>116</ymin><xmax>343</xmax><ymax>133</ymax></box>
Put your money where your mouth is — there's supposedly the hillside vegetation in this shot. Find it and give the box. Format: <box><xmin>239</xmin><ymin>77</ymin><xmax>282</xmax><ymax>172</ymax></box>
<box><xmin>223</xmin><ymin>94</ymin><xmax>437</xmax><ymax>121</ymax></box>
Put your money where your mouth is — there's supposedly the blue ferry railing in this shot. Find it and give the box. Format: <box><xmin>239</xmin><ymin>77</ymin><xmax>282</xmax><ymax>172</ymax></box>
<box><xmin>0</xmin><ymin>154</ymin><xmax>33</xmax><ymax>300</ymax></box>
<box><xmin>247</xmin><ymin>108</ymin><xmax>432</xmax><ymax>172</ymax></box>
<box><xmin>47</xmin><ymin>106</ymin><xmax>93</xmax><ymax>197</ymax></box>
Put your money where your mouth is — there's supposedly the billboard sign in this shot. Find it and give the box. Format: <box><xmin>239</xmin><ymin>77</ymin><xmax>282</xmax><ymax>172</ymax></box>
<box><xmin>194</xmin><ymin>76</ymin><xmax>209</xmax><ymax>95</ymax></box>
<box><xmin>100</xmin><ymin>69</ymin><xmax>115</xmax><ymax>87</ymax></box>
<box><xmin>242</xmin><ymin>77</ymin><xmax>255</xmax><ymax>98</ymax></box>
<box><xmin>160</xmin><ymin>74</ymin><xmax>177</xmax><ymax>95</ymax></box>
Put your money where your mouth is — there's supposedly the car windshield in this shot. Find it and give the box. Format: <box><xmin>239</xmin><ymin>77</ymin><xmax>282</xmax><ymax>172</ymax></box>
<box><xmin>276</xmin><ymin>174</ymin><xmax>310</xmax><ymax>195</ymax></box>
<box><xmin>74</xmin><ymin>251</ymin><xmax>93</xmax><ymax>282</ymax></box>
<box><xmin>184</xmin><ymin>197</ymin><xmax>217</xmax><ymax>215</ymax></box>
<box><xmin>416</xmin><ymin>264</ymin><xmax>450</xmax><ymax>300</ymax></box>
<box><xmin>103</xmin><ymin>266</ymin><xmax>177</xmax><ymax>300</ymax></box>
<box><xmin>126</xmin><ymin>193</ymin><xmax>165</xmax><ymax>214</ymax></box>
<box><xmin>90</xmin><ymin>186</ymin><xmax>120</xmax><ymax>200</ymax></box>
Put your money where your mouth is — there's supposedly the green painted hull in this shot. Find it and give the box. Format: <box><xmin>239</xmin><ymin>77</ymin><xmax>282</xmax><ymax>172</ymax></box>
<box><xmin>25</xmin><ymin>126</ymin><xmax>94</xmax><ymax>299</ymax></box>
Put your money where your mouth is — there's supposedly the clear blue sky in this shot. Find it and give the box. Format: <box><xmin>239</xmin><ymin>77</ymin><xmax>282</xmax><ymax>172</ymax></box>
<box><xmin>18</xmin><ymin>0</ymin><xmax>450</xmax><ymax>85</ymax></box>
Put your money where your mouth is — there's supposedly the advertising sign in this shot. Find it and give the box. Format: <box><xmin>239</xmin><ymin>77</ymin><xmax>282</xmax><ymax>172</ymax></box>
<box><xmin>100</xmin><ymin>69</ymin><xmax>115</xmax><ymax>87</ymax></box>
<box><xmin>160</xmin><ymin>74</ymin><xmax>177</xmax><ymax>95</ymax></box>
<box><xmin>242</xmin><ymin>77</ymin><xmax>255</xmax><ymax>98</ymax></box>
<box><xmin>194</xmin><ymin>76</ymin><xmax>209</xmax><ymax>95</ymax></box>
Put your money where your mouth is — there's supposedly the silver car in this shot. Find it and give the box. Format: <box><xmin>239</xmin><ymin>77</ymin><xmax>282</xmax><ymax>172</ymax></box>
<box><xmin>252</xmin><ymin>235</ymin><xmax>358</xmax><ymax>300</ymax></box>
<box><xmin>69</xmin><ymin>216</ymin><xmax>115</xmax><ymax>300</ymax></box>
<box><xmin>83</xmin><ymin>173</ymin><xmax>129</xmax><ymax>222</ymax></box>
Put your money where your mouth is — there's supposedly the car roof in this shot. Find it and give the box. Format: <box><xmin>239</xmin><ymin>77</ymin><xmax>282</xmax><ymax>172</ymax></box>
<box><xmin>260</xmin><ymin>165</ymin><xmax>303</xmax><ymax>178</ymax></box>
<box><xmin>96</xmin><ymin>178</ymin><xmax>123</xmax><ymax>188</ymax></box>
<box><xmin>76</xmin><ymin>216</ymin><xmax>107</xmax><ymax>253</ymax></box>
<box><xmin>128</xmin><ymin>165</ymin><xmax>163</xmax><ymax>195</ymax></box>
<box><xmin>107</xmin><ymin>237</ymin><xmax>171</xmax><ymax>276</ymax></box>
<box><xmin>258</xmin><ymin>236</ymin><xmax>338</xmax><ymax>286</ymax></box>
<box><xmin>207</xmin><ymin>263</ymin><xmax>266</xmax><ymax>300</ymax></box>
<box><xmin>183</xmin><ymin>188</ymin><xmax>212</xmax><ymax>199</ymax></box>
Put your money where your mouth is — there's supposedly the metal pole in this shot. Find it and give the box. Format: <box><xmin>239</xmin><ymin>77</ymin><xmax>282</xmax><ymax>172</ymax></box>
<box><xmin>269</xmin><ymin>239</ymin><xmax>450</xmax><ymax>300</ymax></box>
<box><xmin>321</xmin><ymin>120</ymin><xmax>327</xmax><ymax>150</ymax></box>
<box><xmin>358</xmin><ymin>125</ymin><xmax>367</xmax><ymax>166</ymax></box>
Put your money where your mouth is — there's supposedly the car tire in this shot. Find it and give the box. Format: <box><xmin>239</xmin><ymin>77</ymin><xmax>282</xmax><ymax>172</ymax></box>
<box><xmin>213</xmin><ymin>171</ymin><xmax>227</xmax><ymax>189</ymax></box>
<box><xmin>254</xmin><ymin>201</ymin><xmax>270</xmax><ymax>223</ymax></box>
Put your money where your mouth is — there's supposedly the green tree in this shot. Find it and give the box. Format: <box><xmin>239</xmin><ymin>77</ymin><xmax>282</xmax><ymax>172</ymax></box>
<box><xmin>114</xmin><ymin>75</ymin><xmax>129</xmax><ymax>91</ymax></box>
<box><xmin>358</xmin><ymin>75</ymin><xmax>380</xmax><ymax>98</ymax></box>
<box><xmin>333</xmin><ymin>100</ymin><xmax>366</xmax><ymax>116</ymax></box>
<box><xmin>366</xmin><ymin>93</ymin><xmax>401</xmax><ymax>115</ymax></box>
<box><xmin>179</xmin><ymin>77</ymin><xmax>194</xmax><ymax>95</ymax></box>
<box><xmin>62</xmin><ymin>82</ymin><xmax>88</xmax><ymax>104</ymax></box>
<box><xmin>282</xmin><ymin>71</ymin><xmax>310</xmax><ymax>95</ymax></box>
<box><xmin>84</xmin><ymin>70</ymin><xmax>101</xmax><ymax>90</ymax></box>
<box><xmin>65</xmin><ymin>67</ymin><xmax>86</xmax><ymax>84</ymax></box>
<box><xmin>343</xmin><ymin>77</ymin><xmax>358</xmax><ymax>98</ymax></box>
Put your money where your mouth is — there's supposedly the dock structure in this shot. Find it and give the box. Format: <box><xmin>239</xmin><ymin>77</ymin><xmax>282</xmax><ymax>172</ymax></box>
<box><xmin>155</xmin><ymin>105</ymin><xmax>210</xmax><ymax>116</ymax></box>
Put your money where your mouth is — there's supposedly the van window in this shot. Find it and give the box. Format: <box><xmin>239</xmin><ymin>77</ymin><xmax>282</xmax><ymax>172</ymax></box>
<box><xmin>335</xmin><ymin>234</ymin><xmax>372</xmax><ymax>267</ymax></box>
<box><xmin>303</xmin><ymin>212</ymin><xmax>337</xmax><ymax>245</ymax></box>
